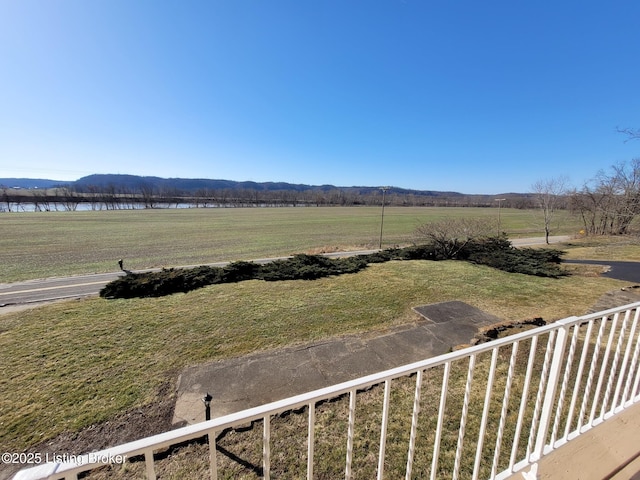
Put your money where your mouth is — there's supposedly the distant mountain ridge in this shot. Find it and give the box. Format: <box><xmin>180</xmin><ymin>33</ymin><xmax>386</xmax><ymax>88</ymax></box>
<box><xmin>1</xmin><ymin>174</ymin><xmax>534</xmax><ymax>209</ymax></box>
<box><xmin>2</xmin><ymin>173</ymin><xmax>472</xmax><ymax>197</ymax></box>
<box><xmin>0</xmin><ymin>178</ymin><xmax>66</xmax><ymax>189</ymax></box>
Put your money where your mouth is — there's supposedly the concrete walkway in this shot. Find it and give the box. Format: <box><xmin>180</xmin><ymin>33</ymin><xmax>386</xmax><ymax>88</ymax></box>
<box><xmin>173</xmin><ymin>301</ymin><xmax>502</xmax><ymax>425</ymax></box>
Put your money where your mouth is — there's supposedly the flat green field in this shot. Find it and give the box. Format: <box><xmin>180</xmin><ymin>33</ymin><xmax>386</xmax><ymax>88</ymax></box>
<box><xmin>1</xmin><ymin>206</ymin><xmax>581</xmax><ymax>282</ymax></box>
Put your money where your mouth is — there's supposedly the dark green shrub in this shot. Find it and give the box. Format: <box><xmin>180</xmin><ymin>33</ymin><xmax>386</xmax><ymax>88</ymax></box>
<box><xmin>395</xmin><ymin>245</ymin><xmax>437</xmax><ymax>260</ymax></box>
<box><xmin>99</xmin><ymin>270</ymin><xmax>186</xmax><ymax>298</ymax></box>
<box><xmin>338</xmin><ymin>256</ymin><xmax>369</xmax><ymax>272</ymax></box>
<box><xmin>100</xmin><ymin>273</ymin><xmax>144</xmax><ymax>299</ymax></box>
<box><xmin>259</xmin><ymin>254</ymin><xmax>367</xmax><ymax>281</ymax></box>
<box><xmin>359</xmin><ymin>248</ymin><xmax>401</xmax><ymax>263</ymax></box>
<box><xmin>222</xmin><ymin>261</ymin><xmax>262</xmax><ymax>283</ymax></box>
<box><xmin>100</xmin><ymin>266</ymin><xmax>226</xmax><ymax>299</ymax></box>
<box><xmin>183</xmin><ymin>265</ymin><xmax>224</xmax><ymax>290</ymax></box>
<box><xmin>100</xmin><ymin>239</ymin><xmax>566</xmax><ymax>300</ymax></box>
<box><xmin>462</xmin><ymin>238</ymin><xmax>566</xmax><ymax>278</ymax></box>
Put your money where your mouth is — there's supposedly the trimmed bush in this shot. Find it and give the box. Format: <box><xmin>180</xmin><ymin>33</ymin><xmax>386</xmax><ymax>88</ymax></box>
<box><xmin>100</xmin><ymin>238</ymin><xmax>566</xmax><ymax>299</ymax></box>
<box><xmin>260</xmin><ymin>254</ymin><xmax>367</xmax><ymax>281</ymax></box>
<box><xmin>463</xmin><ymin>238</ymin><xmax>565</xmax><ymax>278</ymax></box>
<box><xmin>222</xmin><ymin>261</ymin><xmax>262</xmax><ymax>283</ymax></box>
<box><xmin>100</xmin><ymin>266</ymin><xmax>226</xmax><ymax>299</ymax></box>
<box><xmin>359</xmin><ymin>248</ymin><xmax>402</xmax><ymax>263</ymax></box>
<box><xmin>395</xmin><ymin>245</ymin><xmax>437</xmax><ymax>260</ymax></box>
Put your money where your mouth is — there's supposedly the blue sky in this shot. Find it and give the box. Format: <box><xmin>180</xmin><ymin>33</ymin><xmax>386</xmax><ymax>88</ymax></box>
<box><xmin>1</xmin><ymin>1</ymin><xmax>639</xmax><ymax>194</ymax></box>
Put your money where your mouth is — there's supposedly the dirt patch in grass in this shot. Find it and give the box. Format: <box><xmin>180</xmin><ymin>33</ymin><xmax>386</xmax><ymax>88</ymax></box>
<box><xmin>305</xmin><ymin>244</ymin><xmax>371</xmax><ymax>255</ymax></box>
<box><xmin>0</xmin><ymin>382</ymin><xmax>177</xmax><ymax>480</ymax></box>
<box><xmin>44</xmin><ymin>381</ymin><xmax>178</xmax><ymax>451</ymax></box>
<box><xmin>561</xmin><ymin>263</ymin><xmax>609</xmax><ymax>277</ymax></box>
<box><xmin>473</xmin><ymin>317</ymin><xmax>547</xmax><ymax>343</ymax></box>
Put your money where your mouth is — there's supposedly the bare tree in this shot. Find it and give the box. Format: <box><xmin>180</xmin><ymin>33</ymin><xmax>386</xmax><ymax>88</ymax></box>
<box><xmin>569</xmin><ymin>186</ymin><xmax>601</xmax><ymax>235</ymax></box>
<box><xmin>1</xmin><ymin>186</ymin><xmax>12</xmax><ymax>212</ymax></box>
<box><xmin>608</xmin><ymin>159</ymin><xmax>640</xmax><ymax>233</ymax></box>
<box><xmin>103</xmin><ymin>184</ymin><xmax>118</xmax><ymax>210</ymax></box>
<box><xmin>32</xmin><ymin>188</ymin><xmax>52</xmax><ymax>211</ymax></box>
<box><xmin>195</xmin><ymin>188</ymin><xmax>214</xmax><ymax>208</ymax></box>
<box><xmin>617</xmin><ymin>127</ymin><xmax>640</xmax><ymax>142</ymax></box>
<box><xmin>58</xmin><ymin>186</ymin><xmax>80</xmax><ymax>211</ymax></box>
<box><xmin>414</xmin><ymin>217</ymin><xmax>498</xmax><ymax>259</ymax></box>
<box><xmin>531</xmin><ymin>176</ymin><xmax>568</xmax><ymax>244</ymax></box>
<box><xmin>569</xmin><ymin>159</ymin><xmax>640</xmax><ymax>235</ymax></box>
<box><xmin>86</xmin><ymin>185</ymin><xmax>103</xmax><ymax>210</ymax></box>
<box><xmin>139</xmin><ymin>182</ymin><xmax>157</xmax><ymax>209</ymax></box>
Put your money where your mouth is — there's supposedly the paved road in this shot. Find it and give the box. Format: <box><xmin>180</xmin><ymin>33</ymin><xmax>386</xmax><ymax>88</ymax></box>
<box><xmin>0</xmin><ymin>237</ymin><xmax>570</xmax><ymax>309</ymax></box>
<box><xmin>563</xmin><ymin>259</ymin><xmax>640</xmax><ymax>283</ymax></box>
<box><xmin>510</xmin><ymin>235</ymin><xmax>570</xmax><ymax>246</ymax></box>
<box><xmin>0</xmin><ymin>273</ymin><xmax>125</xmax><ymax>306</ymax></box>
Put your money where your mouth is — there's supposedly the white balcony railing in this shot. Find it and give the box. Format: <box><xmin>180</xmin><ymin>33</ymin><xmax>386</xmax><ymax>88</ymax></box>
<box><xmin>14</xmin><ymin>301</ymin><xmax>640</xmax><ymax>480</ymax></box>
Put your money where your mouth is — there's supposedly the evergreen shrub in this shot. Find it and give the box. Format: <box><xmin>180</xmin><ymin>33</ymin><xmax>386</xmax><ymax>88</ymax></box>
<box><xmin>99</xmin><ymin>238</ymin><xmax>566</xmax><ymax>299</ymax></box>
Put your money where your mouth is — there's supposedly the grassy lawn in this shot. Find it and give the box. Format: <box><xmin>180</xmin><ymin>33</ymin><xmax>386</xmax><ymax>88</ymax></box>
<box><xmin>561</xmin><ymin>235</ymin><xmax>640</xmax><ymax>261</ymax></box>
<box><xmin>0</xmin><ymin>207</ymin><xmax>582</xmax><ymax>282</ymax></box>
<box><xmin>0</xmin><ymin>259</ymin><xmax>629</xmax><ymax>454</ymax></box>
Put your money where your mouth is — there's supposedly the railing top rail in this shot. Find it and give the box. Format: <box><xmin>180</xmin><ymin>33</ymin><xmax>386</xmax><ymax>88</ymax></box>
<box><xmin>572</xmin><ymin>301</ymin><xmax>640</xmax><ymax>322</ymax></box>
<box><xmin>14</xmin><ymin>300</ymin><xmax>640</xmax><ymax>480</ymax></box>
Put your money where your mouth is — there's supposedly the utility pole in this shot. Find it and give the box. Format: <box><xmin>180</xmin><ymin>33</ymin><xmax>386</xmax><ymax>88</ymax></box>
<box><xmin>495</xmin><ymin>198</ymin><xmax>506</xmax><ymax>236</ymax></box>
<box><xmin>379</xmin><ymin>187</ymin><xmax>390</xmax><ymax>249</ymax></box>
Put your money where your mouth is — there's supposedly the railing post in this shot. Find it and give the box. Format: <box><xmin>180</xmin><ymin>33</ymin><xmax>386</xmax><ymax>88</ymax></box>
<box><xmin>405</xmin><ymin>370</ymin><xmax>423</xmax><ymax>480</ymax></box>
<box><xmin>144</xmin><ymin>449</ymin><xmax>156</xmax><ymax>480</ymax></box>
<box><xmin>208</xmin><ymin>429</ymin><xmax>218</xmax><ymax>480</ymax></box>
<box><xmin>308</xmin><ymin>402</ymin><xmax>315</xmax><ymax>480</ymax></box>
<box><xmin>491</xmin><ymin>342</ymin><xmax>519</xmax><ymax>479</ymax></box>
<box><xmin>472</xmin><ymin>348</ymin><xmax>499</xmax><ymax>480</ymax></box>
<box><xmin>453</xmin><ymin>354</ymin><xmax>476</xmax><ymax>480</ymax></box>
<box><xmin>263</xmin><ymin>415</ymin><xmax>271</xmax><ymax>480</ymax></box>
<box><xmin>345</xmin><ymin>389</ymin><xmax>357</xmax><ymax>480</ymax></box>
<box><xmin>377</xmin><ymin>380</ymin><xmax>391</xmax><ymax>480</ymax></box>
<box><xmin>531</xmin><ymin>320</ymin><xmax>572</xmax><ymax>464</ymax></box>
<box><xmin>430</xmin><ymin>362</ymin><xmax>450</xmax><ymax>480</ymax></box>
<box><xmin>509</xmin><ymin>335</ymin><xmax>538</xmax><ymax>472</ymax></box>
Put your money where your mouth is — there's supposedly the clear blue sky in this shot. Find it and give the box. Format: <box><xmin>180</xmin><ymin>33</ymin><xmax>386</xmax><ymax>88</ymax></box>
<box><xmin>1</xmin><ymin>0</ymin><xmax>639</xmax><ymax>194</ymax></box>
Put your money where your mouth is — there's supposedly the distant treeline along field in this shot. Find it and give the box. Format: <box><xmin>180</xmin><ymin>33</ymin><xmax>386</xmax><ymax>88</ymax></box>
<box><xmin>1</xmin><ymin>174</ymin><xmax>536</xmax><ymax>212</ymax></box>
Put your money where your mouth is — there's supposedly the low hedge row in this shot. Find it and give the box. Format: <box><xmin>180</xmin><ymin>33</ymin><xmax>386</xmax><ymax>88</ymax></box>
<box><xmin>463</xmin><ymin>237</ymin><xmax>565</xmax><ymax>277</ymax></box>
<box><xmin>100</xmin><ymin>239</ymin><xmax>565</xmax><ymax>299</ymax></box>
<box><xmin>99</xmin><ymin>255</ymin><xmax>374</xmax><ymax>299</ymax></box>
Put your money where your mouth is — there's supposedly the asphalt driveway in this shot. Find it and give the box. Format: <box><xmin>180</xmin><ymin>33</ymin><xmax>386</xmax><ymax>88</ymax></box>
<box><xmin>563</xmin><ymin>259</ymin><xmax>640</xmax><ymax>283</ymax></box>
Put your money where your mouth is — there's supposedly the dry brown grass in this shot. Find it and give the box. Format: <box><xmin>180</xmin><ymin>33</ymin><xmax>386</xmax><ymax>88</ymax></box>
<box><xmin>561</xmin><ymin>235</ymin><xmax>640</xmax><ymax>261</ymax></box>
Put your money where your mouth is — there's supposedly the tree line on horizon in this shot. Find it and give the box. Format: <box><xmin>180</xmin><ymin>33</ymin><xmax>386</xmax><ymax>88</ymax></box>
<box><xmin>3</xmin><ymin>155</ymin><xmax>640</xmax><ymax>239</ymax></box>
<box><xmin>0</xmin><ymin>174</ymin><xmax>538</xmax><ymax>211</ymax></box>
